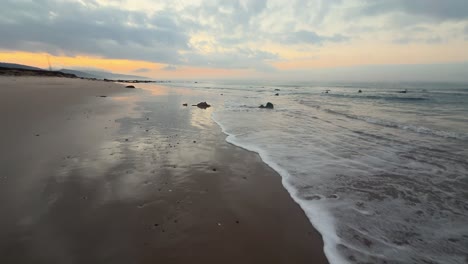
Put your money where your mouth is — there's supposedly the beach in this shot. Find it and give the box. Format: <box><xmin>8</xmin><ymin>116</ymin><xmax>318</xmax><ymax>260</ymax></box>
<box><xmin>0</xmin><ymin>77</ymin><xmax>329</xmax><ymax>264</ymax></box>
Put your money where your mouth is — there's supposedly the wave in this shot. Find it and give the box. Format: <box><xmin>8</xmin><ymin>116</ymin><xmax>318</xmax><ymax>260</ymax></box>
<box><xmin>323</xmin><ymin>109</ymin><xmax>468</xmax><ymax>141</ymax></box>
<box><xmin>323</xmin><ymin>93</ymin><xmax>429</xmax><ymax>102</ymax></box>
<box><xmin>211</xmin><ymin>112</ymin><xmax>348</xmax><ymax>264</ymax></box>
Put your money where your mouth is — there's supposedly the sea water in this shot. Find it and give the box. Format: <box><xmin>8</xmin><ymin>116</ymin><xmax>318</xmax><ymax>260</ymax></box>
<box><xmin>165</xmin><ymin>81</ymin><xmax>468</xmax><ymax>264</ymax></box>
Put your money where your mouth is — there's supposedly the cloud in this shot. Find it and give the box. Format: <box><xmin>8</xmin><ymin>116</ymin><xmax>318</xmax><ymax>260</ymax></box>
<box><xmin>162</xmin><ymin>65</ymin><xmax>177</xmax><ymax>71</ymax></box>
<box><xmin>393</xmin><ymin>36</ymin><xmax>442</xmax><ymax>44</ymax></box>
<box><xmin>0</xmin><ymin>0</ymin><xmax>467</xmax><ymax>74</ymax></box>
<box><xmin>133</xmin><ymin>68</ymin><xmax>151</xmax><ymax>73</ymax></box>
<box><xmin>0</xmin><ymin>0</ymin><xmax>190</xmax><ymax>64</ymax></box>
<box><xmin>183</xmin><ymin>48</ymin><xmax>278</xmax><ymax>71</ymax></box>
<box><xmin>282</xmin><ymin>30</ymin><xmax>349</xmax><ymax>45</ymax></box>
<box><xmin>356</xmin><ymin>0</ymin><xmax>468</xmax><ymax>21</ymax></box>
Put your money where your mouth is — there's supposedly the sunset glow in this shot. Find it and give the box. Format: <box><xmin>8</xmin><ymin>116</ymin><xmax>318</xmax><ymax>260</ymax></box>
<box><xmin>1</xmin><ymin>0</ymin><xmax>467</xmax><ymax>81</ymax></box>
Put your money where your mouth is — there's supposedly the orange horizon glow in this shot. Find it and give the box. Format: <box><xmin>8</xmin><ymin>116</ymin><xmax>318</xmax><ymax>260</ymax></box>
<box><xmin>0</xmin><ymin>50</ymin><xmax>257</xmax><ymax>79</ymax></box>
<box><xmin>1</xmin><ymin>44</ymin><xmax>467</xmax><ymax>79</ymax></box>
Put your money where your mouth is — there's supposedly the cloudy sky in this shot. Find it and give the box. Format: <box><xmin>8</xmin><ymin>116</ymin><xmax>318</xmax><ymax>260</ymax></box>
<box><xmin>1</xmin><ymin>0</ymin><xmax>467</xmax><ymax>81</ymax></box>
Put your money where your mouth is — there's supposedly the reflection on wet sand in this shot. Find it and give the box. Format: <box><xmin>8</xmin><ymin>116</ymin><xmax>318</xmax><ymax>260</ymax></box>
<box><xmin>1</xmin><ymin>80</ymin><xmax>329</xmax><ymax>264</ymax></box>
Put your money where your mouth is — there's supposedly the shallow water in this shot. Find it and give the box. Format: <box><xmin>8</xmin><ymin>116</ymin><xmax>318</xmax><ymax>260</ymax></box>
<box><xmin>160</xmin><ymin>81</ymin><xmax>468</xmax><ymax>264</ymax></box>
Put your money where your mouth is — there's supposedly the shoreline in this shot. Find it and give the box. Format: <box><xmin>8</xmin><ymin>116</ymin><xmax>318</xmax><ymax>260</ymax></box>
<box><xmin>211</xmin><ymin>113</ymin><xmax>340</xmax><ymax>264</ymax></box>
<box><xmin>0</xmin><ymin>77</ymin><xmax>329</xmax><ymax>264</ymax></box>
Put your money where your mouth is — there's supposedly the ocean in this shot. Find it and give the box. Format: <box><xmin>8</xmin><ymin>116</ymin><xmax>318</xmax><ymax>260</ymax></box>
<box><xmin>163</xmin><ymin>81</ymin><xmax>468</xmax><ymax>264</ymax></box>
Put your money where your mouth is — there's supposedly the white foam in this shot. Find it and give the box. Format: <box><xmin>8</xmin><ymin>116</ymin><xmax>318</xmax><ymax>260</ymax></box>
<box><xmin>211</xmin><ymin>112</ymin><xmax>349</xmax><ymax>264</ymax></box>
<box><xmin>176</xmin><ymin>81</ymin><xmax>468</xmax><ymax>264</ymax></box>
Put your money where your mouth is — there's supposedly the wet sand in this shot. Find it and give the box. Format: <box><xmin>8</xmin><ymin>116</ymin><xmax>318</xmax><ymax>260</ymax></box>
<box><xmin>0</xmin><ymin>77</ymin><xmax>329</xmax><ymax>264</ymax></box>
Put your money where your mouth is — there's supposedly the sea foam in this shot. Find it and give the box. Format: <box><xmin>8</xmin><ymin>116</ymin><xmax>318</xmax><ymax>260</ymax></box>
<box><xmin>175</xmin><ymin>81</ymin><xmax>468</xmax><ymax>264</ymax></box>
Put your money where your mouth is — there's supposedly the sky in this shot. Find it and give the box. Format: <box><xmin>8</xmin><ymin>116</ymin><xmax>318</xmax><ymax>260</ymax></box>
<box><xmin>0</xmin><ymin>0</ymin><xmax>467</xmax><ymax>81</ymax></box>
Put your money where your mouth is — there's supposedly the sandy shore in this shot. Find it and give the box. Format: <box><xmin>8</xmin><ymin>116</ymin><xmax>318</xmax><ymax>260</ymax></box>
<box><xmin>0</xmin><ymin>77</ymin><xmax>328</xmax><ymax>264</ymax></box>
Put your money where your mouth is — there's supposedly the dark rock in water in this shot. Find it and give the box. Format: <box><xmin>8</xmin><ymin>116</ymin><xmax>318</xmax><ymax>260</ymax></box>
<box><xmin>358</xmin><ymin>90</ymin><xmax>362</xmax><ymax>93</ymax></box>
<box><xmin>275</xmin><ymin>93</ymin><xmax>279</xmax><ymax>96</ymax></box>
<box><xmin>274</xmin><ymin>89</ymin><xmax>280</xmax><ymax>91</ymax></box>
<box><xmin>193</xmin><ymin>102</ymin><xmax>211</xmax><ymax>109</ymax></box>
<box><xmin>182</xmin><ymin>103</ymin><xmax>188</xmax><ymax>106</ymax></box>
<box><xmin>259</xmin><ymin>102</ymin><xmax>274</xmax><ymax>109</ymax></box>
<box><xmin>125</xmin><ymin>85</ymin><xmax>136</xmax><ymax>88</ymax></box>
<box><xmin>99</xmin><ymin>95</ymin><xmax>107</xmax><ymax>97</ymax></box>
<box><xmin>397</xmin><ymin>90</ymin><xmax>407</xmax><ymax>93</ymax></box>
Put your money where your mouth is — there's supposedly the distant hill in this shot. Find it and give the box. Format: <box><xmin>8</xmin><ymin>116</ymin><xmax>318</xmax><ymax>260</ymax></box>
<box><xmin>59</xmin><ymin>69</ymin><xmax>149</xmax><ymax>80</ymax></box>
<box><xmin>86</xmin><ymin>70</ymin><xmax>149</xmax><ymax>80</ymax></box>
<box><xmin>0</xmin><ymin>67</ymin><xmax>77</xmax><ymax>78</ymax></box>
<box><xmin>0</xmin><ymin>63</ymin><xmax>149</xmax><ymax>80</ymax></box>
<box><xmin>0</xmin><ymin>62</ymin><xmax>43</xmax><ymax>71</ymax></box>
<box><xmin>59</xmin><ymin>69</ymin><xmax>102</xmax><ymax>79</ymax></box>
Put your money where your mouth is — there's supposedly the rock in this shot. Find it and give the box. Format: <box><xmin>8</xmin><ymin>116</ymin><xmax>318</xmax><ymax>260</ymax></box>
<box><xmin>275</xmin><ymin>93</ymin><xmax>279</xmax><ymax>96</ymax></box>
<box><xmin>99</xmin><ymin>95</ymin><xmax>107</xmax><ymax>97</ymax></box>
<box><xmin>259</xmin><ymin>102</ymin><xmax>274</xmax><ymax>109</ymax></box>
<box><xmin>358</xmin><ymin>90</ymin><xmax>362</xmax><ymax>93</ymax></box>
<box><xmin>193</xmin><ymin>102</ymin><xmax>211</xmax><ymax>109</ymax></box>
<box><xmin>182</xmin><ymin>103</ymin><xmax>188</xmax><ymax>106</ymax></box>
<box><xmin>274</xmin><ymin>89</ymin><xmax>280</xmax><ymax>91</ymax></box>
<box><xmin>397</xmin><ymin>90</ymin><xmax>407</xmax><ymax>93</ymax></box>
<box><xmin>125</xmin><ymin>85</ymin><xmax>136</xmax><ymax>88</ymax></box>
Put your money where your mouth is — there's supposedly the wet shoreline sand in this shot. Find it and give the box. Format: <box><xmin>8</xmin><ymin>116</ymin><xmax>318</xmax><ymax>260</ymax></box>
<box><xmin>0</xmin><ymin>77</ymin><xmax>328</xmax><ymax>264</ymax></box>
